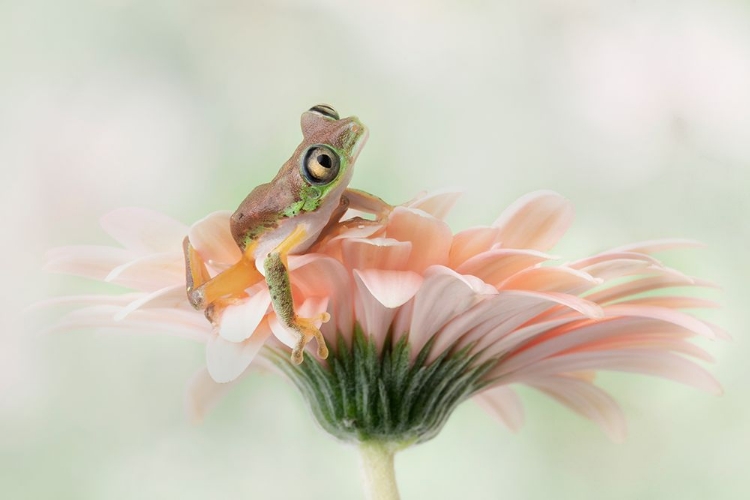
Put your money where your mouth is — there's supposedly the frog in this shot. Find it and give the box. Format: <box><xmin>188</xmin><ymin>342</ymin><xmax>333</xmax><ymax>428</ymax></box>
<box><xmin>183</xmin><ymin>104</ymin><xmax>392</xmax><ymax>365</ymax></box>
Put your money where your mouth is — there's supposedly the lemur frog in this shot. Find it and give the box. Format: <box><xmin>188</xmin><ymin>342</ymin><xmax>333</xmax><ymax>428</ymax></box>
<box><xmin>183</xmin><ymin>104</ymin><xmax>391</xmax><ymax>365</ymax></box>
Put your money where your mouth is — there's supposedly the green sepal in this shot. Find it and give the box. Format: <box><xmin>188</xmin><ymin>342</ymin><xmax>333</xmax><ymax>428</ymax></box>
<box><xmin>267</xmin><ymin>325</ymin><xmax>493</xmax><ymax>445</ymax></box>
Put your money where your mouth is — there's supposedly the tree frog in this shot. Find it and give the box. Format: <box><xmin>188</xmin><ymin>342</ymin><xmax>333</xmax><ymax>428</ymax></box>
<box><xmin>183</xmin><ymin>104</ymin><xmax>391</xmax><ymax>365</ymax></box>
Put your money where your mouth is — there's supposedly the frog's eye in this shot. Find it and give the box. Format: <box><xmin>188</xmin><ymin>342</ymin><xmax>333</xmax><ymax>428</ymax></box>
<box><xmin>302</xmin><ymin>145</ymin><xmax>341</xmax><ymax>185</ymax></box>
<box><xmin>309</xmin><ymin>104</ymin><xmax>340</xmax><ymax>120</ymax></box>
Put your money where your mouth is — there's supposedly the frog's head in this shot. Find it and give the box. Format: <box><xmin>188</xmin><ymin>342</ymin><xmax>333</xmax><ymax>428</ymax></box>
<box><xmin>291</xmin><ymin>104</ymin><xmax>368</xmax><ymax>201</ymax></box>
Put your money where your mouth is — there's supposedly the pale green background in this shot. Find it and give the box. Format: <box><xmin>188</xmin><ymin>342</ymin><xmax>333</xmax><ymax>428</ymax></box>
<box><xmin>3</xmin><ymin>0</ymin><xmax>749</xmax><ymax>499</ymax></box>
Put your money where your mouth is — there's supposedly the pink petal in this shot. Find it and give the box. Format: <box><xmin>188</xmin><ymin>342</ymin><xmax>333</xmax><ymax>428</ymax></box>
<box><xmin>184</xmin><ymin>367</ymin><xmax>242</xmax><ymax>423</ymax></box>
<box><xmin>100</xmin><ymin>207</ymin><xmax>188</xmax><ymax>254</ymax></box>
<box><xmin>341</xmin><ymin>238</ymin><xmax>412</xmax><ymax>271</ymax></box>
<box><xmin>114</xmin><ymin>285</ymin><xmax>187</xmax><ymax>320</ymax></box>
<box><xmin>614</xmin><ymin>296</ymin><xmax>720</xmax><ymax>309</ymax></box>
<box><xmin>607</xmin><ymin>239</ymin><xmax>706</xmax><ymax>254</ymax></box>
<box><xmin>406</xmin><ymin>189</ymin><xmax>464</xmax><ymax>220</ymax></box>
<box><xmin>288</xmin><ymin>255</ymin><xmax>354</xmax><ymax>341</ymax></box>
<box><xmin>268</xmin><ymin>297</ymin><xmax>330</xmax><ymax>352</ymax></box>
<box><xmin>571</xmin><ymin>251</ymin><xmax>663</xmax><ymax>269</ymax></box>
<box><xmin>353</xmin><ymin>273</ymin><xmax>399</xmax><ymax>349</ymax></box>
<box><xmin>206</xmin><ymin>321</ymin><xmax>272</xmax><ymax>383</ymax></box>
<box><xmin>44</xmin><ymin>246</ymin><xmax>136</xmax><ymax>280</ymax></box>
<box><xmin>498</xmin><ymin>266</ymin><xmax>601</xmax><ymax>294</ymax></box>
<box><xmin>579</xmin><ymin>259</ymin><xmax>665</xmax><ymax>281</ymax></box>
<box><xmin>529</xmin><ymin>376</ymin><xmax>627</xmax><ymax>442</ymax></box>
<box><xmin>409</xmin><ymin>267</ymin><xmax>491</xmax><ymax>358</ymax></box>
<box><xmin>449</xmin><ymin>226</ymin><xmax>500</xmax><ymax>268</ymax></box>
<box><xmin>48</xmin><ymin>305</ymin><xmax>209</xmax><ymax>341</ymax></box>
<box><xmin>602</xmin><ymin>304</ymin><xmax>717</xmax><ymax>339</ymax></box>
<box><xmin>495</xmin><ymin>349</ymin><xmax>723</xmax><ymax>395</ymax></box>
<box><xmin>353</xmin><ymin>269</ymin><xmax>423</xmax><ymax>308</ymax></box>
<box><xmin>386</xmin><ymin>207</ymin><xmax>452</xmax><ymax>273</ymax></box>
<box><xmin>473</xmin><ymin>386</ymin><xmax>525</xmax><ymax>432</ymax></box>
<box><xmin>188</xmin><ymin>211</ymin><xmax>242</xmax><ymax>268</ymax></box>
<box><xmin>105</xmin><ymin>252</ymin><xmax>185</xmax><ymax>290</ymax></box>
<box><xmin>492</xmin><ymin>191</ymin><xmax>574</xmax><ymax>251</ymax></box>
<box><xmin>456</xmin><ymin>249</ymin><xmax>553</xmax><ymax>286</ymax></box>
<box><xmin>584</xmin><ymin>275</ymin><xmax>715</xmax><ymax>305</ymax></box>
<box><xmin>218</xmin><ymin>287</ymin><xmax>271</xmax><ymax>343</ymax></box>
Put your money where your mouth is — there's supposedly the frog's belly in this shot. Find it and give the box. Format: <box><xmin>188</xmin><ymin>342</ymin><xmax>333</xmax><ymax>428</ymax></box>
<box><xmin>250</xmin><ymin>211</ymin><xmax>326</xmax><ymax>270</ymax></box>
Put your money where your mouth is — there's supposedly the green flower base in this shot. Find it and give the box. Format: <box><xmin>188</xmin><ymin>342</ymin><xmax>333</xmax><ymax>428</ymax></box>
<box><xmin>268</xmin><ymin>326</ymin><xmax>494</xmax><ymax>445</ymax></box>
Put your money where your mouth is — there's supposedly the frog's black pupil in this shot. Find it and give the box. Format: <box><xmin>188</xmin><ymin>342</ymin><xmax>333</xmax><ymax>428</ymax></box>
<box><xmin>317</xmin><ymin>154</ymin><xmax>332</xmax><ymax>169</ymax></box>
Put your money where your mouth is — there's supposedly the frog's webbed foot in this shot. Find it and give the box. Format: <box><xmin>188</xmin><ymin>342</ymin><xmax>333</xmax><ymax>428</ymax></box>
<box><xmin>289</xmin><ymin>313</ymin><xmax>331</xmax><ymax>365</ymax></box>
<box><xmin>264</xmin><ymin>225</ymin><xmax>331</xmax><ymax>364</ymax></box>
<box><xmin>183</xmin><ymin>236</ymin><xmax>263</xmax><ymax>321</ymax></box>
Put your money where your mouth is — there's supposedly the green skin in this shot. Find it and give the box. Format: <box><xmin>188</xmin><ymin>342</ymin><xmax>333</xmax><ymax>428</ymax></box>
<box><xmin>186</xmin><ymin>105</ymin><xmax>392</xmax><ymax>364</ymax></box>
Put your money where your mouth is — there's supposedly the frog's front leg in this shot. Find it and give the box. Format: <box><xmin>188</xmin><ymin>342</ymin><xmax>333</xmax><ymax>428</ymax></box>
<box><xmin>264</xmin><ymin>225</ymin><xmax>330</xmax><ymax>364</ymax></box>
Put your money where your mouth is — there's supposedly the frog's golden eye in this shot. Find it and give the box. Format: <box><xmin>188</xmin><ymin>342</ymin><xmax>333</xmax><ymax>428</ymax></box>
<box><xmin>309</xmin><ymin>104</ymin><xmax>340</xmax><ymax>120</ymax></box>
<box><xmin>302</xmin><ymin>145</ymin><xmax>340</xmax><ymax>185</ymax></box>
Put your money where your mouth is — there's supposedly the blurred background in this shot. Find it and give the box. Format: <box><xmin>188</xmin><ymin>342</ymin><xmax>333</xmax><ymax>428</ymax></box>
<box><xmin>3</xmin><ymin>0</ymin><xmax>749</xmax><ymax>498</ymax></box>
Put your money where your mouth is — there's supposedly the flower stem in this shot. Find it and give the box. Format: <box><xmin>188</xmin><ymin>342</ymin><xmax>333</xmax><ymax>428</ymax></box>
<box><xmin>358</xmin><ymin>441</ymin><xmax>400</xmax><ymax>500</ymax></box>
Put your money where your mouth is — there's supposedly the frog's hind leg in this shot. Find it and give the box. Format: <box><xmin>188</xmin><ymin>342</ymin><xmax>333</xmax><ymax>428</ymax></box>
<box><xmin>183</xmin><ymin>236</ymin><xmax>264</xmax><ymax>321</ymax></box>
<box><xmin>264</xmin><ymin>225</ymin><xmax>330</xmax><ymax>364</ymax></box>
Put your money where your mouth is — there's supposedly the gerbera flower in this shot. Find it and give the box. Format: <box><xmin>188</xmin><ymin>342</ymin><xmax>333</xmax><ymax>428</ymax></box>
<box><xmin>42</xmin><ymin>189</ymin><xmax>722</xmax><ymax>497</ymax></box>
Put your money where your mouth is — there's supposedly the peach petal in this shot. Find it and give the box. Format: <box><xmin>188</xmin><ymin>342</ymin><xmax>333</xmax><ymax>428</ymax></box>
<box><xmin>456</xmin><ymin>249</ymin><xmax>552</xmax><ymax>286</ymax></box>
<box><xmin>218</xmin><ymin>289</ymin><xmax>272</xmax><ymax>343</ymax></box>
<box><xmin>529</xmin><ymin>377</ymin><xmax>627</xmax><ymax>443</ymax></box>
<box><xmin>492</xmin><ymin>317</ymin><xmax>708</xmax><ymax>375</ymax></box>
<box><xmin>614</xmin><ymin>296</ymin><xmax>721</xmax><ymax>309</ymax></box>
<box><xmin>188</xmin><ymin>210</ymin><xmax>242</xmax><ymax>268</ymax></box>
<box><xmin>386</xmin><ymin>207</ymin><xmax>452</xmax><ymax>273</ymax></box>
<box><xmin>571</xmin><ymin>251</ymin><xmax>663</xmax><ymax>269</ymax></box>
<box><xmin>492</xmin><ymin>190</ymin><xmax>574</xmax><ymax>251</ymax></box>
<box><xmin>48</xmin><ymin>305</ymin><xmax>208</xmax><ymax>342</ymax></box>
<box><xmin>584</xmin><ymin>275</ymin><xmax>713</xmax><ymax>304</ymax></box>
<box><xmin>607</xmin><ymin>238</ymin><xmax>706</xmax><ymax>254</ymax></box>
<box><xmin>44</xmin><ymin>246</ymin><xmax>136</xmax><ymax>280</ymax></box>
<box><xmin>185</xmin><ymin>367</ymin><xmax>243</xmax><ymax>423</ymax></box>
<box><xmin>476</xmin><ymin>317</ymin><xmax>583</xmax><ymax>362</ymax></box>
<box><xmin>603</xmin><ymin>304</ymin><xmax>716</xmax><ymax>339</ymax></box>
<box><xmin>341</xmin><ymin>238</ymin><xmax>412</xmax><ymax>271</ymax></box>
<box><xmin>114</xmin><ymin>285</ymin><xmax>187</xmax><ymax>320</ymax></box>
<box><xmin>409</xmin><ymin>267</ymin><xmax>489</xmax><ymax>357</ymax></box>
<box><xmin>206</xmin><ymin>321</ymin><xmax>272</xmax><ymax>383</ymax></box>
<box><xmin>289</xmin><ymin>255</ymin><xmax>354</xmax><ymax>339</ymax></box>
<box><xmin>100</xmin><ymin>207</ymin><xmax>188</xmax><ymax>254</ymax></box>
<box><xmin>406</xmin><ymin>188</ymin><xmax>463</xmax><ymax>220</ymax></box>
<box><xmin>353</xmin><ymin>273</ymin><xmax>399</xmax><ymax>349</ymax></box>
<box><xmin>474</xmin><ymin>386</ymin><xmax>525</xmax><ymax>432</ymax></box>
<box><xmin>497</xmin><ymin>350</ymin><xmax>723</xmax><ymax>395</ymax></box>
<box><xmin>105</xmin><ymin>252</ymin><xmax>185</xmax><ymax>290</ymax></box>
<box><xmin>353</xmin><ymin>269</ymin><xmax>423</xmax><ymax>308</ymax></box>
<box><xmin>499</xmin><ymin>266</ymin><xmax>601</xmax><ymax>294</ymax></box>
<box><xmin>268</xmin><ymin>297</ymin><xmax>330</xmax><ymax>351</ymax></box>
<box><xmin>580</xmin><ymin>259</ymin><xmax>665</xmax><ymax>281</ymax></box>
<box><xmin>449</xmin><ymin>226</ymin><xmax>500</xmax><ymax>268</ymax></box>
<box><xmin>501</xmin><ymin>290</ymin><xmax>603</xmax><ymax>319</ymax></box>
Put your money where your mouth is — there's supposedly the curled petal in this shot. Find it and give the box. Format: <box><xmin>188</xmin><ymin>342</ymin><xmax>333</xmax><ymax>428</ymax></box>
<box><xmin>188</xmin><ymin>211</ymin><xmax>242</xmax><ymax>268</ymax></box>
<box><xmin>206</xmin><ymin>321</ymin><xmax>272</xmax><ymax>383</ymax></box>
<box><xmin>342</xmin><ymin>238</ymin><xmax>412</xmax><ymax>271</ymax></box>
<box><xmin>499</xmin><ymin>266</ymin><xmax>601</xmax><ymax>294</ymax></box>
<box><xmin>100</xmin><ymin>207</ymin><xmax>188</xmax><ymax>254</ymax></box>
<box><xmin>492</xmin><ymin>190</ymin><xmax>574</xmax><ymax>251</ymax></box>
<box><xmin>354</xmin><ymin>269</ymin><xmax>423</xmax><ymax>308</ymax></box>
<box><xmin>218</xmin><ymin>288</ymin><xmax>271</xmax><ymax>343</ymax></box>
<box><xmin>607</xmin><ymin>239</ymin><xmax>706</xmax><ymax>255</ymax></box>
